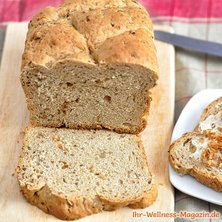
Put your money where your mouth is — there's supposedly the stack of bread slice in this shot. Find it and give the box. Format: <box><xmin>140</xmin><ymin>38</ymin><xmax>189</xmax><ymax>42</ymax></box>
<box><xmin>17</xmin><ymin>0</ymin><xmax>159</xmax><ymax>220</ymax></box>
<box><xmin>169</xmin><ymin>97</ymin><xmax>222</xmax><ymax>192</ymax></box>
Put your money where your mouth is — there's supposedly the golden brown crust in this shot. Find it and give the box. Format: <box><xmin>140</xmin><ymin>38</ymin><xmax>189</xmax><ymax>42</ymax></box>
<box><xmin>18</xmin><ymin>183</ymin><xmax>158</xmax><ymax>220</ymax></box>
<box><xmin>189</xmin><ymin>169</ymin><xmax>222</xmax><ymax>192</ymax></box>
<box><xmin>22</xmin><ymin>0</ymin><xmax>158</xmax><ymax>75</ymax></box>
<box><xmin>64</xmin><ymin>0</ymin><xmax>141</xmax><ymax>10</ymax></box>
<box><xmin>94</xmin><ymin>29</ymin><xmax>158</xmax><ymax>74</ymax></box>
<box><xmin>71</xmin><ymin>6</ymin><xmax>153</xmax><ymax>46</ymax></box>
<box><xmin>140</xmin><ymin>92</ymin><xmax>152</xmax><ymax>131</ymax></box>
<box><xmin>133</xmin><ymin>135</ymin><xmax>158</xmax><ymax>207</ymax></box>
<box><xmin>18</xmin><ymin>183</ymin><xmax>103</xmax><ymax>220</ymax></box>
<box><xmin>22</xmin><ymin>21</ymin><xmax>94</xmax><ymax>69</ymax></box>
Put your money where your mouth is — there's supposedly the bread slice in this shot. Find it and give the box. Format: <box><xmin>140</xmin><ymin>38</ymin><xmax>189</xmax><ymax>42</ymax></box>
<box><xmin>169</xmin><ymin>97</ymin><xmax>222</xmax><ymax>192</ymax></box>
<box><xmin>20</xmin><ymin>0</ymin><xmax>159</xmax><ymax>134</ymax></box>
<box><xmin>169</xmin><ymin>132</ymin><xmax>222</xmax><ymax>192</ymax></box>
<box><xmin>17</xmin><ymin>127</ymin><xmax>157</xmax><ymax>220</ymax></box>
<box><xmin>195</xmin><ymin>97</ymin><xmax>222</xmax><ymax>134</ymax></box>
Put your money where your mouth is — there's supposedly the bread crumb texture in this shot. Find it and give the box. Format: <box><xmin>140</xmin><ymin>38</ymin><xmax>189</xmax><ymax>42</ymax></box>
<box><xmin>17</xmin><ymin>127</ymin><xmax>157</xmax><ymax>220</ymax></box>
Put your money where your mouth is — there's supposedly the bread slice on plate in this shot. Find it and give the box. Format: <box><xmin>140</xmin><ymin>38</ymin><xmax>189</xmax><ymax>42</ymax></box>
<box><xmin>169</xmin><ymin>132</ymin><xmax>222</xmax><ymax>192</ymax></box>
<box><xmin>17</xmin><ymin>127</ymin><xmax>157</xmax><ymax>220</ymax></box>
<box><xmin>169</xmin><ymin>97</ymin><xmax>222</xmax><ymax>192</ymax></box>
<box><xmin>20</xmin><ymin>0</ymin><xmax>159</xmax><ymax>134</ymax></box>
<box><xmin>195</xmin><ymin>97</ymin><xmax>222</xmax><ymax>134</ymax></box>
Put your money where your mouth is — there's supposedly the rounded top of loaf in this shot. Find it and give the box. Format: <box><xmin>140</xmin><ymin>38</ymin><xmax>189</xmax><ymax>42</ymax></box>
<box><xmin>22</xmin><ymin>0</ymin><xmax>158</xmax><ymax>80</ymax></box>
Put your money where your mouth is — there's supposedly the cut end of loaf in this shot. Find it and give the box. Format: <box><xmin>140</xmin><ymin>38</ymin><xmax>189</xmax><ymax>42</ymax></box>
<box><xmin>21</xmin><ymin>63</ymin><xmax>153</xmax><ymax>133</ymax></box>
<box><xmin>17</xmin><ymin>127</ymin><xmax>156</xmax><ymax>220</ymax></box>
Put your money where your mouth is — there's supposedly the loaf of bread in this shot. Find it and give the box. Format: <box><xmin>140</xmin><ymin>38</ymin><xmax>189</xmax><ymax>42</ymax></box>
<box><xmin>20</xmin><ymin>0</ymin><xmax>159</xmax><ymax>133</ymax></box>
<box><xmin>169</xmin><ymin>97</ymin><xmax>222</xmax><ymax>191</ymax></box>
<box><xmin>17</xmin><ymin>127</ymin><xmax>157</xmax><ymax>220</ymax></box>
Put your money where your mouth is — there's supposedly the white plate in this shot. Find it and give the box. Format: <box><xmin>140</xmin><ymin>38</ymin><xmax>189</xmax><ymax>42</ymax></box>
<box><xmin>169</xmin><ymin>89</ymin><xmax>222</xmax><ymax>206</ymax></box>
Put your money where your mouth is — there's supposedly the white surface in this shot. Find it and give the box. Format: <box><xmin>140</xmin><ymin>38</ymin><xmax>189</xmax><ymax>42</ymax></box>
<box><xmin>169</xmin><ymin>89</ymin><xmax>222</xmax><ymax>206</ymax></box>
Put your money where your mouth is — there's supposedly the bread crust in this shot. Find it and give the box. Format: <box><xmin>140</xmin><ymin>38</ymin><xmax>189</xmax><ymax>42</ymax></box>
<box><xmin>29</xmin><ymin>121</ymin><xmax>148</xmax><ymax>135</ymax></box>
<box><xmin>189</xmin><ymin>169</ymin><xmax>222</xmax><ymax>192</ymax></box>
<box><xmin>17</xmin><ymin>182</ymin><xmax>157</xmax><ymax>220</ymax></box>
<box><xmin>22</xmin><ymin>1</ymin><xmax>159</xmax><ymax>73</ymax></box>
<box><xmin>17</xmin><ymin>127</ymin><xmax>157</xmax><ymax>220</ymax></box>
